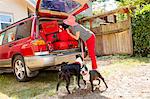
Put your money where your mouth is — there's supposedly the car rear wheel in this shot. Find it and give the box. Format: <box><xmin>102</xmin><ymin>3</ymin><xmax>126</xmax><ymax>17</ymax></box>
<box><xmin>13</xmin><ymin>55</ymin><xmax>29</xmax><ymax>82</ymax></box>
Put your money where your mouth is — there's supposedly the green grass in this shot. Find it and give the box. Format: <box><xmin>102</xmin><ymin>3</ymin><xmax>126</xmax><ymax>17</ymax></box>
<box><xmin>0</xmin><ymin>71</ymin><xmax>58</xmax><ymax>99</ymax></box>
<box><xmin>0</xmin><ymin>55</ymin><xmax>149</xmax><ymax>98</ymax></box>
<box><xmin>98</xmin><ymin>55</ymin><xmax>149</xmax><ymax>65</ymax></box>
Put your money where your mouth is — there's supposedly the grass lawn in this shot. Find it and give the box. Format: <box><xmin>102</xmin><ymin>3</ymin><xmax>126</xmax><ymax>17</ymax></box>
<box><xmin>0</xmin><ymin>55</ymin><xmax>149</xmax><ymax>99</ymax></box>
<box><xmin>0</xmin><ymin>71</ymin><xmax>59</xmax><ymax>99</ymax></box>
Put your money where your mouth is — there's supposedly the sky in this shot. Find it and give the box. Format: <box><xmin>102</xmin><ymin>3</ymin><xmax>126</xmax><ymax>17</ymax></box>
<box><xmin>93</xmin><ymin>0</ymin><xmax>118</xmax><ymax>11</ymax></box>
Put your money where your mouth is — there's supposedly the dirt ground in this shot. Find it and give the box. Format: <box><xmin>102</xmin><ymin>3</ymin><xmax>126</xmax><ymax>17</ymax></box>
<box><xmin>0</xmin><ymin>56</ymin><xmax>150</xmax><ymax>99</ymax></box>
<box><xmin>34</xmin><ymin>57</ymin><xmax>150</xmax><ymax>99</ymax></box>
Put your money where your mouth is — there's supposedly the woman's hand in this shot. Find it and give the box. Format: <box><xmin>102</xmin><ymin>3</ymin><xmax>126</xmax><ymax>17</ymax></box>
<box><xmin>66</xmin><ymin>29</ymin><xmax>80</xmax><ymax>40</ymax></box>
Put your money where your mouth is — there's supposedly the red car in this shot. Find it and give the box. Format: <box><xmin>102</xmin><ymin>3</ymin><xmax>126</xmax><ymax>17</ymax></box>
<box><xmin>0</xmin><ymin>0</ymin><xmax>88</xmax><ymax>81</ymax></box>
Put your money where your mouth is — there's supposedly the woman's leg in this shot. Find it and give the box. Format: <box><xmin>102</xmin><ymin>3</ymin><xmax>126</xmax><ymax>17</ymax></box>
<box><xmin>86</xmin><ymin>35</ymin><xmax>97</xmax><ymax>70</ymax></box>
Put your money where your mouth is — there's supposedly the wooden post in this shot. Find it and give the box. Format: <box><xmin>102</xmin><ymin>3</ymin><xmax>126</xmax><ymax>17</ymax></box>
<box><xmin>89</xmin><ymin>19</ymin><xmax>93</xmax><ymax>30</ymax></box>
<box><xmin>127</xmin><ymin>13</ymin><xmax>133</xmax><ymax>55</ymax></box>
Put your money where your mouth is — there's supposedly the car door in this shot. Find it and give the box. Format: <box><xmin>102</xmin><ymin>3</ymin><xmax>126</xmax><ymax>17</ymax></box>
<box><xmin>0</xmin><ymin>26</ymin><xmax>17</xmax><ymax>67</ymax></box>
<box><xmin>0</xmin><ymin>32</ymin><xmax>5</xmax><ymax>63</ymax></box>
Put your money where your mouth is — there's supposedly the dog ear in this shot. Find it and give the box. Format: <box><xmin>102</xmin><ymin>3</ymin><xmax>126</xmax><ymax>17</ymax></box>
<box><xmin>76</xmin><ymin>54</ymin><xmax>83</xmax><ymax>61</ymax></box>
<box><xmin>76</xmin><ymin>54</ymin><xmax>80</xmax><ymax>59</ymax></box>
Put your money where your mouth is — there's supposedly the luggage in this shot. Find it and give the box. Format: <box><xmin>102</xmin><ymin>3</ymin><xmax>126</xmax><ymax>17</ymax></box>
<box><xmin>68</xmin><ymin>41</ymin><xmax>78</xmax><ymax>48</ymax></box>
<box><xmin>41</xmin><ymin>21</ymin><xmax>59</xmax><ymax>34</ymax></box>
<box><xmin>57</xmin><ymin>30</ymin><xmax>76</xmax><ymax>41</ymax></box>
<box><xmin>46</xmin><ymin>33</ymin><xmax>58</xmax><ymax>43</ymax></box>
<box><xmin>53</xmin><ymin>41</ymin><xmax>78</xmax><ymax>50</ymax></box>
<box><xmin>40</xmin><ymin>22</ymin><xmax>79</xmax><ymax>51</ymax></box>
<box><xmin>40</xmin><ymin>30</ymin><xmax>58</xmax><ymax>43</ymax></box>
<box><xmin>39</xmin><ymin>30</ymin><xmax>47</xmax><ymax>41</ymax></box>
<box><xmin>53</xmin><ymin>41</ymin><xmax>68</xmax><ymax>50</ymax></box>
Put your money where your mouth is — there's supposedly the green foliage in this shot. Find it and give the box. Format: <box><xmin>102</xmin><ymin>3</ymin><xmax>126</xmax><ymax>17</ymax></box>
<box><xmin>93</xmin><ymin>9</ymin><xmax>104</xmax><ymax>15</ymax></box>
<box><xmin>95</xmin><ymin>0</ymin><xmax>106</xmax><ymax>2</ymax></box>
<box><xmin>116</xmin><ymin>13</ymin><xmax>128</xmax><ymax>21</ymax></box>
<box><xmin>132</xmin><ymin>5</ymin><xmax>150</xmax><ymax>57</ymax></box>
<box><xmin>116</xmin><ymin>0</ymin><xmax>150</xmax><ymax>7</ymax></box>
<box><xmin>118</xmin><ymin>0</ymin><xmax>150</xmax><ymax>57</ymax></box>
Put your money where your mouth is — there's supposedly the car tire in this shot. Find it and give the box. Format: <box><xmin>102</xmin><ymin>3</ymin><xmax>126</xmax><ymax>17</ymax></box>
<box><xmin>13</xmin><ymin>55</ymin><xmax>29</xmax><ymax>82</ymax></box>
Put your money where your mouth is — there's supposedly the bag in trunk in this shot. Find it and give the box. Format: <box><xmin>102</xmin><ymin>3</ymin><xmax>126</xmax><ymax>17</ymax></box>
<box><xmin>41</xmin><ymin>21</ymin><xmax>59</xmax><ymax>34</ymax></box>
<box><xmin>57</xmin><ymin>30</ymin><xmax>76</xmax><ymax>41</ymax></box>
<box><xmin>46</xmin><ymin>33</ymin><xmax>58</xmax><ymax>43</ymax></box>
<box><xmin>53</xmin><ymin>41</ymin><xmax>78</xmax><ymax>50</ymax></box>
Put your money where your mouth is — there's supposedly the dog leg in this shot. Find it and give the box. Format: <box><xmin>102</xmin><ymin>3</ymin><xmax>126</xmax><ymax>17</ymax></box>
<box><xmin>56</xmin><ymin>79</ymin><xmax>61</xmax><ymax>92</ymax></box>
<box><xmin>98</xmin><ymin>84</ymin><xmax>101</xmax><ymax>91</ymax></box>
<box><xmin>77</xmin><ymin>74</ymin><xmax>81</xmax><ymax>88</ymax></box>
<box><xmin>99</xmin><ymin>75</ymin><xmax>108</xmax><ymax>89</ymax></box>
<box><xmin>56</xmin><ymin>72</ymin><xmax>63</xmax><ymax>92</ymax></box>
<box><xmin>83</xmin><ymin>80</ymin><xmax>87</xmax><ymax>89</ymax></box>
<box><xmin>97</xmin><ymin>79</ymin><xmax>101</xmax><ymax>91</ymax></box>
<box><xmin>93</xmin><ymin>86</ymin><xmax>97</xmax><ymax>91</ymax></box>
<box><xmin>90</xmin><ymin>80</ymin><xmax>94</xmax><ymax>92</ymax></box>
<box><xmin>66</xmin><ymin>78</ymin><xmax>71</xmax><ymax>94</ymax></box>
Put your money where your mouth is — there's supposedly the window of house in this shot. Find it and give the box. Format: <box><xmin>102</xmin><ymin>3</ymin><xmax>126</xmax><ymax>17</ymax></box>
<box><xmin>2</xmin><ymin>26</ymin><xmax>17</xmax><ymax>44</ymax></box>
<box><xmin>0</xmin><ymin>32</ymin><xmax>5</xmax><ymax>45</ymax></box>
<box><xmin>16</xmin><ymin>20</ymin><xmax>32</xmax><ymax>40</ymax></box>
<box><xmin>0</xmin><ymin>13</ymin><xmax>13</xmax><ymax>30</ymax></box>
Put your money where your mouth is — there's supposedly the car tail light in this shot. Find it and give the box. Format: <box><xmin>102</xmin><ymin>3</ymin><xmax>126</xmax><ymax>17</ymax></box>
<box><xmin>32</xmin><ymin>39</ymin><xmax>46</xmax><ymax>46</ymax></box>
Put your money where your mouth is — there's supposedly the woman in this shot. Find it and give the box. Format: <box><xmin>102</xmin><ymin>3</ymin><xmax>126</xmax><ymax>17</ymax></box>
<box><xmin>63</xmin><ymin>15</ymin><xmax>98</xmax><ymax>70</ymax></box>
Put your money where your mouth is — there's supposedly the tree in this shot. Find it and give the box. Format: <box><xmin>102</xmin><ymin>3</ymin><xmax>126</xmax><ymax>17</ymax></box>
<box><xmin>116</xmin><ymin>0</ymin><xmax>150</xmax><ymax>7</ymax></box>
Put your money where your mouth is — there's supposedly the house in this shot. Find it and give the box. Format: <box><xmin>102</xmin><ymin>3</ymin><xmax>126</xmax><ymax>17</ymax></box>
<box><xmin>0</xmin><ymin>0</ymin><xmax>35</xmax><ymax>31</ymax></box>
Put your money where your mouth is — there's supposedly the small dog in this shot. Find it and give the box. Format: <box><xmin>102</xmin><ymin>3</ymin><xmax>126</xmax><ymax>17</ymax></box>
<box><xmin>56</xmin><ymin>54</ymin><xmax>83</xmax><ymax>94</ymax></box>
<box><xmin>80</xmin><ymin>65</ymin><xmax>108</xmax><ymax>92</ymax></box>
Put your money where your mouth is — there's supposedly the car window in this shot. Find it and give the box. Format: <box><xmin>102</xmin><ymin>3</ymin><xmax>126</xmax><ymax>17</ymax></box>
<box><xmin>41</xmin><ymin>0</ymin><xmax>81</xmax><ymax>13</ymax></box>
<box><xmin>16</xmin><ymin>20</ymin><xmax>32</xmax><ymax>40</ymax></box>
<box><xmin>0</xmin><ymin>32</ymin><xmax>5</xmax><ymax>45</ymax></box>
<box><xmin>2</xmin><ymin>26</ymin><xmax>17</xmax><ymax>44</ymax></box>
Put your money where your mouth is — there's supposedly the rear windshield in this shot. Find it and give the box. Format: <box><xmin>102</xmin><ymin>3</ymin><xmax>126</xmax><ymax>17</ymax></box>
<box><xmin>41</xmin><ymin>0</ymin><xmax>81</xmax><ymax>13</ymax></box>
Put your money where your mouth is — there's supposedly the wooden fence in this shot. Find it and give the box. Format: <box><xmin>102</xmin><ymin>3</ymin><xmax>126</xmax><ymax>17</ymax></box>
<box><xmin>91</xmin><ymin>20</ymin><xmax>133</xmax><ymax>56</ymax></box>
<box><xmin>81</xmin><ymin>13</ymin><xmax>133</xmax><ymax>56</ymax></box>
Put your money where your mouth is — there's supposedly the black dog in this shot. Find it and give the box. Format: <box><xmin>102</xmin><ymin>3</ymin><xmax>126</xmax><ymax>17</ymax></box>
<box><xmin>80</xmin><ymin>65</ymin><xmax>108</xmax><ymax>92</ymax></box>
<box><xmin>56</xmin><ymin>55</ymin><xmax>83</xmax><ymax>94</ymax></box>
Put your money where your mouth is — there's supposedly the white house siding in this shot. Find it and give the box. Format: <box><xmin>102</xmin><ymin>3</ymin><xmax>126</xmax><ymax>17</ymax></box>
<box><xmin>0</xmin><ymin>0</ymin><xmax>28</xmax><ymax>22</ymax></box>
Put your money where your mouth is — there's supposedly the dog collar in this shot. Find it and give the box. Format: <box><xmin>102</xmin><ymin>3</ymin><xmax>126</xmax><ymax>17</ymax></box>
<box><xmin>73</xmin><ymin>62</ymin><xmax>81</xmax><ymax>65</ymax></box>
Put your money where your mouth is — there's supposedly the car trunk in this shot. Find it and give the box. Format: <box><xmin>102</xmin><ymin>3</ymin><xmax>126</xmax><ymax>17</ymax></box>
<box><xmin>38</xmin><ymin>17</ymin><xmax>81</xmax><ymax>57</ymax></box>
<box><xmin>35</xmin><ymin>0</ymin><xmax>89</xmax><ymax>55</ymax></box>
<box><xmin>35</xmin><ymin>0</ymin><xmax>88</xmax><ymax>65</ymax></box>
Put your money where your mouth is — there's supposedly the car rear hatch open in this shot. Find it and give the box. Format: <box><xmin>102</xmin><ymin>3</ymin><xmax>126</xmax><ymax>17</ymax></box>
<box><xmin>36</xmin><ymin>0</ymin><xmax>89</xmax><ymax>18</ymax></box>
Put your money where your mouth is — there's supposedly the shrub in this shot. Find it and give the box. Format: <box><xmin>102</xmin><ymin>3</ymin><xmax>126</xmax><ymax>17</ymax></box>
<box><xmin>132</xmin><ymin>5</ymin><xmax>150</xmax><ymax>57</ymax></box>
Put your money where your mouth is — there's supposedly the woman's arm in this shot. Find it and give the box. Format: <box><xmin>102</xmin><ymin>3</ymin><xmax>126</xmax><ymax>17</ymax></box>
<box><xmin>66</xmin><ymin>29</ymin><xmax>80</xmax><ymax>40</ymax></box>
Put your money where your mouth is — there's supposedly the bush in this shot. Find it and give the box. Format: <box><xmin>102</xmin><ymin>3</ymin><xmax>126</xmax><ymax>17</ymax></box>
<box><xmin>132</xmin><ymin>5</ymin><xmax>150</xmax><ymax>57</ymax></box>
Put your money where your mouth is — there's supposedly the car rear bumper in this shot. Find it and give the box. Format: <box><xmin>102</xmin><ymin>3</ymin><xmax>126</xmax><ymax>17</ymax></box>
<box><xmin>24</xmin><ymin>52</ymin><xmax>81</xmax><ymax>70</ymax></box>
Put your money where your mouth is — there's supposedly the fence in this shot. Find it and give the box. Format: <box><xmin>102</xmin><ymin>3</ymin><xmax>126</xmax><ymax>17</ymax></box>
<box><xmin>92</xmin><ymin>20</ymin><xmax>133</xmax><ymax>56</ymax></box>
<box><xmin>80</xmin><ymin>8</ymin><xmax>134</xmax><ymax>56</ymax></box>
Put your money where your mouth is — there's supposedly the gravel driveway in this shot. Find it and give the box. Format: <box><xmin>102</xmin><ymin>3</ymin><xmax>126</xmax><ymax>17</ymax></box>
<box><xmin>101</xmin><ymin>64</ymin><xmax>150</xmax><ymax>99</ymax></box>
<box><xmin>35</xmin><ymin>57</ymin><xmax>150</xmax><ymax>99</ymax></box>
